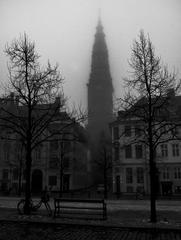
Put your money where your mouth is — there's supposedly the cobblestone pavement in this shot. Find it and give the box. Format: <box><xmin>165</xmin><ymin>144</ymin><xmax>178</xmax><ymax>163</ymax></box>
<box><xmin>0</xmin><ymin>208</ymin><xmax>181</xmax><ymax>239</ymax></box>
<box><xmin>1</xmin><ymin>198</ymin><xmax>181</xmax><ymax>239</ymax></box>
<box><xmin>1</xmin><ymin>221</ymin><xmax>181</xmax><ymax>240</ymax></box>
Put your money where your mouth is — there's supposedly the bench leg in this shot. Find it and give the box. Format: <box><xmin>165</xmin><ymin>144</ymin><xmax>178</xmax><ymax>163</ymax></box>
<box><xmin>103</xmin><ymin>204</ymin><xmax>107</xmax><ymax>220</ymax></box>
<box><xmin>53</xmin><ymin>209</ymin><xmax>56</xmax><ymax>218</ymax></box>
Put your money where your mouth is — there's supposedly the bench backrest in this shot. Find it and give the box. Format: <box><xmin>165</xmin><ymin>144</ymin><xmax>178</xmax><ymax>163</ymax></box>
<box><xmin>54</xmin><ymin>198</ymin><xmax>105</xmax><ymax>204</ymax></box>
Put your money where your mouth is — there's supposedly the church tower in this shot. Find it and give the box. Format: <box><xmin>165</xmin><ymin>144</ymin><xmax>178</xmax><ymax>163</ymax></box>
<box><xmin>87</xmin><ymin>19</ymin><xmax>113</xmax><ymax>143</ymax></box>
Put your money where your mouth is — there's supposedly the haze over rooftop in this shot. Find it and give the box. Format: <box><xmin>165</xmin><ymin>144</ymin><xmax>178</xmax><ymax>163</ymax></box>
<box><xmin>0</xmin><ymin>0</ymin><xmax>181</xmax><ymax>108</ymax></box>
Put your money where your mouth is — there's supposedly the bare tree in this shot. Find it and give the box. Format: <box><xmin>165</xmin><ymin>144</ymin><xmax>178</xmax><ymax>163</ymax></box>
<box><xmin>94</xmin><ymin>132</ymin><xmax>112</xmax><ymax>199</ymax></box>
<box><xmin>119</xmin><ymin>30</ymin><xmax>180</xmax><ymax>222</ymax></box>
<box><xmin>0</xmin><ymin>33</ymin><xmax>65</xmax><ymax>214</ymax></box>
<box><xmin>47</xmin><ymin>114</ymin><xmax>88</xmax><ymax>197</ymax></box>
<box><xmin>48</xmin><ymin>133</ymin><xmax>74</xmax><ymax>197</ymax></box>
<box><xmin>13</xmin><ymin>138</ymin><xmax>24</xmax><ymax>196</ymax></box>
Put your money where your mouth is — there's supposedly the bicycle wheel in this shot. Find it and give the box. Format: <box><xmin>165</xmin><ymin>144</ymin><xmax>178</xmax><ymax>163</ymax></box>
<box><xmin>17</xmin><ymin>199</ymin><xmax>25</xmax><ymax>214</ymax></box>
<box><xmin>32</xmin><ymin>200</ymin><xmax>42</xmax><ymax>211</ymax></box>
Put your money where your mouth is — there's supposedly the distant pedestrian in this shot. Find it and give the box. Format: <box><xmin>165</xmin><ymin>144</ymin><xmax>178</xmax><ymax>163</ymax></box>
<box><xmin>41</xmin><ymin>186</ymin><xmax>50</xmax><ymax>203</ymax></box>
<box><xmin>41</xmin><ymin>186</ymin><xmax>52</xmax><ymax>216</ymax></box>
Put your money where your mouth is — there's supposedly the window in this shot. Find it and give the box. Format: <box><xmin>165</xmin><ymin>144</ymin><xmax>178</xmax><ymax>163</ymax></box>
<box><xmin>173</xmin><ymin>127</ymin><xmax>179</xmax><ymax>136</ymax></box>
<box><xmin>126</xmin><ymin>168</ymin><xmax>133</xmax><ymax>184</ymax></box>
<box><xmin>160</xmin><ymin>144</ymin><xmax>168</xmax><ymax>157</ymax></box>
<box><xmin>12</xmin><ymin>182</ymin><xmax>18</xmax><ymax>192</ymax></box>
<box><xmin>114</xmin><ymin>147</ymin><xmax>119</xmax><ymax>161</ymax></box>
<box><xmin>115</xmin><ymin>175</ymin><xmax>121</xmax><ymax>193</ymax></box>
<box><xmin>35</xmin><ymin>147</ymin><xmax>41</xmax><ymax>162</ymax></box>
<box><xmin>135</xmin><ymin>126</ymin><xmax>142</xmax><ymax>136</ymax></box>
<box><xmin>162</xmin><ymin>168</ymin><xmax>169</xmax><ymax>180</ymax></box>
<box><xmin>136</xmin><ymin>186</ymin><xmax>144</xmax><ymax>194</ymax></box>
<box><xmin>174</xmin><ymin>167</ymin><xmax>181</xmax><ymax>179</ymax></box>
<box><xmin>3</xmin><ymin>142</ymin><xmax>11</xmax><ymax>161</ymax></box>
<box><xmin>114</xmin><ymin>167</ymin><xmax>120</xmax><ymax>174</ymax></box>
<box><xmin>125</xmin><ymin>126</ymin><xmax>131</xmax><ymax>137</ymax></box>
<box><xmin>63</xmin><ymin>141</ymin><xmax>71</xmax><ymax>151</ymax></box>
<box><xmin>135</xmin><ymin>145</ymin><xmax>143</xmax><ymax>159</ymax></box>
<box><xmin>49</xmin><ymin>176</ymin><xmax>57</xmax><ymax>186</ymax></box>
<box><xmin>175</xmin><ymin>186</ymin><xmax>181</xmax><ymax>194</ymax></box>
<box><xmin>23</xmin><ymin>169</ymin><xmax>26</xmax><ymax>180</ymax></box>
<box><xmin>137</xmin><ymin>167</ymin><xmax>144</xmax><ymax>183</ymax></box>
<box><xmin>50</xmin><ymin>140</ymin><xmax>59</xmax><ymax>151</ymax></box>
<box><xmin>113</xmin><ymin>126</ymin><xmax>119</xmax><ymax>140</ymax></box>
<box><xmin>125</xmin><ymin>145</ymin><xmax>132</xmax><ymax>158</ymax></box>
<box><xmin>2</xmin><ymin>169</ymin><xmax>8</xmax><ymax>179</ymax></box>
<box><xmin>126</xmin><ymin>186</ymin><xmax>133</xmax><ymax>193</ymax></box>
<box><xmin>22</xmin><ymin>183</ymin><xmax>26</xmax><ymax>192</ymax></box>
<box><xmin>172</xmin><ymin>144</ymin><xmax>179</xmax><ymax>157</ymax></box>
<box><xmin>12</xmin><ymin>168</ymin><xmax>19</xmax><ymax>181</ymax></box>
<box><xmin>49</xmin><ymin>156</ymin><xmax>59</xmax><ymax>169</ymax></box>
<box><xmin>63</xmin><ymin>157</ymin><xmax>70</xmax><ymax>169</ymax></box>
<box><xmin>63</xmin><ymin>174</ymin><xmax>70</xmax><ymax>191</ymax></box>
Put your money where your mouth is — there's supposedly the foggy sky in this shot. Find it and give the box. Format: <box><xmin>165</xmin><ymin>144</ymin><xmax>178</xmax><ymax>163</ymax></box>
<box><xmin>0</xmin><ymin>0</ymin><xmax>181</xmax><ymax>109</ymax></box>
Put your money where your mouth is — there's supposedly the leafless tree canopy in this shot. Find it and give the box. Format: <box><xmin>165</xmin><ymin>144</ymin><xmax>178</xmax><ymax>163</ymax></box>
<box><xmin>127</xmin><ymin>30</ymin><xmax>176</xmax><ymax>96</ymax></box>
<box><xmin>0</xmin><ymin>33</ymin><xmax>69</xmax><ymax>214</ymax></box>
<box><xmin>119</xmin><ymin>30</ymin><xmax>180</xmax><ymax>223</ymax></box>
<box><xmin>0</xmin><ymin>34</ymin><xmax>68</xmax><ymax>153</ymax></box>
<box><xmin>120</xmin><ymin>30</ymin><xmax>180</xmax><ymax>149</ymax></box>
<box><xmin>5</xmin><ymin>33</ymin><xmax>63</xmax><ymax>105</ymax></box>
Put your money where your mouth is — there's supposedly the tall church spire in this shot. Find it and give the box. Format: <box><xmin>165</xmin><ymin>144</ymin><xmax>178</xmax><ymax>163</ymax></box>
<box><xmin>87</xmin><ymin>19</ymin><xmax>113</xmax><ymax>142</ymax></box>
<box><xmin>97</xmin><ymin>8</ymin><xmax>103</xmax><ymax>32</ymax></box>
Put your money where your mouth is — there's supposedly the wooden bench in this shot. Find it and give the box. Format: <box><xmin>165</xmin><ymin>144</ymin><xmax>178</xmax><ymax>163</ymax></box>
<box><xmin>53</xmin><ymin>198</ymin><xmax>107</xmax><ymax>220</ymax></box>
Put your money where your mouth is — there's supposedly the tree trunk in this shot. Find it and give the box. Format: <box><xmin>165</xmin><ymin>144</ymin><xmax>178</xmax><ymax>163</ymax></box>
<box><xmin>149</xmin><ymin>151</ymin><xmax>157</xmax><ymax>222</ymax></box>
<box><xmin>18</xmin><ymin>164</ymin><xmax>22</xmax><ymax>196</ymax></box>
<box><xmin>24</xmin><ymin>144</ymin><xmax>32</xmax><ymax>215</ymax></box>
<box><xmin>148</xmin><ymin>118</ymin><xmax>157</xmax><ymax>222</ymax></box>
<box><xmin>103</xmin><ymin>148</ymin><xmax>108</xmax><ymax>199</ymax></box>
<box><xmin>18</xmin><ymin>148</ymin><xmax>23</xmax><ymax>196</ymax></box>
<box><xmin>104</xmin><ymin>168</ymin><xmax>108</xmax><ymax>199</ymax></box>
<box><xmin>59</xmin><ymin>142</ymin><xmax>64</xmax><ymax>197</ymax></box>
<box><xmin>148</xmin><ymin>90</ymin><xmax>157</xmax><ymax>223</ymax></box>
<box><xmin>59</xmin><ymin>167</ymin><xmax>63</xmax><ymax>198</ymax></box>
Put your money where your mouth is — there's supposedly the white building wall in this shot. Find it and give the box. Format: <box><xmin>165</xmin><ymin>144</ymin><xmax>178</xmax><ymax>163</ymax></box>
<box><xmin>112</xmin><ymin>121</ymin><xmax>181</xmax><ymax>196</ymax></box>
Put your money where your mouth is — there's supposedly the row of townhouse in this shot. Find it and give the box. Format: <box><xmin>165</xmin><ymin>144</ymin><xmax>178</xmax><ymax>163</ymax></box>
<box><xmin>0</xmin><ymin>93</ymin><xmax>91</xmax><ymax>195</ymax></box>
<box><xmin>110</xmin><ymin>92</ymin><xmax>181</xmax><ymax>197</ymax></box>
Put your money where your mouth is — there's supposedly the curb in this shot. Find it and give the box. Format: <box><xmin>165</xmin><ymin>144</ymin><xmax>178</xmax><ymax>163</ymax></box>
<box><xmin>0</xmin><ymin>215</ymin><xmax>181</xmax><ymax>232</ymax></box>
<box><xmin>0</xmin><ymin>207</ymin><xmax>181</xmax><ymax>231</ymax></box>
<box><xmin>0</xmin><ymin>218</ymin><xmax>181</xmax><ymax>232</ymax></box>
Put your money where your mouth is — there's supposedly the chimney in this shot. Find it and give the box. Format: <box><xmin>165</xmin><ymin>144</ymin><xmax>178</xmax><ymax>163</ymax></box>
<box><xmin>55</xmin><ymin>96</ymin><xmax>61</xmax><ymax>106</ymax></box>
<box><xmin>167</xmin><ymin>88</ymin><xmax>175</xmax><ymax>98</ymax></box>
<box><xmin>15</xmin><ymin>96</ymin><xmax>19</xmax><ymax>106</ymax></box>
<box><xmin>10</xmin><ymin>92</ymin><xmax>14</xmax><ymax>101</ymax></box>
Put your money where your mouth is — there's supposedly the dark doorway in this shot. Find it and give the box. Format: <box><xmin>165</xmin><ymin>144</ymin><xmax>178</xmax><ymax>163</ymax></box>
<box><xmin>115</xmin><ymin>175</ymin><xmax>121</xmax><ymax>198</ymax></box>
<box><xmin>63</xmin><ymin>174</ymin><xmax>70</xmax><ymax>191</ymax></box>
<box><xmin>161</xmin><ymin>181</ymin><xmax>172</xmax><ymax>196</ymax></box>
<box><xmin>116</xmin><ymin>175</ymin><xmax>120</xmax><ymax>193</ymax></box>
<box><xmin>31</xmin><ymin>169</ymin><xmax>43</xmax><ymax>193</ymax></box>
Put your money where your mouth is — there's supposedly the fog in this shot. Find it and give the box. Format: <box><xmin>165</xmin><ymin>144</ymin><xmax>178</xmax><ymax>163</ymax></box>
<box><xmin>0</xmin><ymin>0</ymin><xmax>181</xmax><ymax>108</ymax></box>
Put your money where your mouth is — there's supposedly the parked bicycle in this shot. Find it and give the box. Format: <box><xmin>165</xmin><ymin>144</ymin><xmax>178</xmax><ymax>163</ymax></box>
<box><xmin>17</xmin><ymin>198</ymin><xmax>52</xmax><ymax>216</ymax></box>
<box><xmin>17</xmin><ymin>188</ymin><xmax>52</xmax><ymax>216</ymax></box>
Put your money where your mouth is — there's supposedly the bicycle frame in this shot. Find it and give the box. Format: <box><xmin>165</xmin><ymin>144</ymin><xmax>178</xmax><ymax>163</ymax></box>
<box><xmin>17</xmin><ymin>198</ymin><xmax>52</xmax><ymax>216</ymax></box>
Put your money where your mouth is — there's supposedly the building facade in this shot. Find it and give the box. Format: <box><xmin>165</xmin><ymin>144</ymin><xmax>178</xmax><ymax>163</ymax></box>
<box><xmin>111</xmin><ymin>94</ymin><xmax>181</xmax><ymax>197</ymax></box>
<box><xmin>0</xmin><ymin>94</ymin><xmax>90</xmax><ymax>195</ymax></box>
